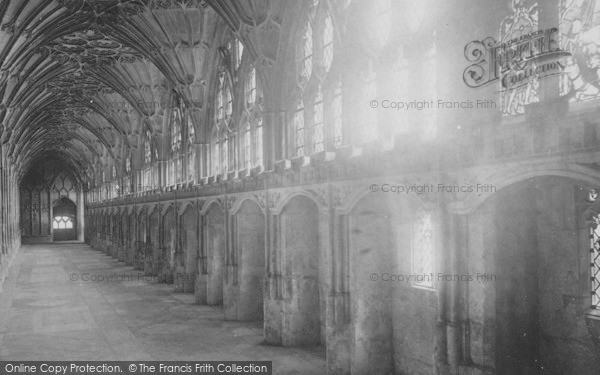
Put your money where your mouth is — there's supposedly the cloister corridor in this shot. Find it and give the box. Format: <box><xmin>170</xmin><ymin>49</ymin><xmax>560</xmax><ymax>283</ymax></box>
<box><xmin>0</xmin><ymin>243</ymin><xmax>325</xmax><ymax>374</ymax></box>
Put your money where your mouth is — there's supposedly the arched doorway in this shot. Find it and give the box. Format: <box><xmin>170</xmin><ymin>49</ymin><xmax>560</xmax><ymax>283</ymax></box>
<box><xmin>52</xmin><ymin>197</ymin><xmax>77</xmax><ymax>241</ymax></box>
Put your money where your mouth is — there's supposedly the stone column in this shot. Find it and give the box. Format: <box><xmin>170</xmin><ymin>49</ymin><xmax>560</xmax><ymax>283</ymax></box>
<box><xmin>77</xmin><ymin>189</ymin><xmax>85</xmax><ymax>241</ymax></box>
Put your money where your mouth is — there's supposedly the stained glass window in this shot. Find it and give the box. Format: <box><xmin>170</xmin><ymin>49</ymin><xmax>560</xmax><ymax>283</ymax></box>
<box><xmin>125</xmin><ymin>156</ymin><xmax>131</xmax><ymax>174</ymax></box>
<box><xmin>499</xmin><ymin>0</ymin><xmax>540</xmax><ymax>115</ymax></box>
<box><xmin>412</xmin><ymin>213</ymin><xmax>434</xmax><ymax>289</ymax></box>
<box><xmin>313</xmin><ymin>87</ymin><xmax>324</xmax><ymax>153</ymax></box>
<box><xmin>295</xmin><ymin>102</ymin><xmax>306</xmax><ymax>157</ymax></box>
<box><xmin>591</xmin><ymin>216</ymin><xmax>600</xmax><ymax>309</ymax></box>
<box><xmin>559</xmin><ymin>0</ymin><xmax>600</xmax><ymax>102</ymax></box>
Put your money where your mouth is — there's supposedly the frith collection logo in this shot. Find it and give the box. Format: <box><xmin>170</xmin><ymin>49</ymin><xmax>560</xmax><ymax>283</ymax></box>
<box><xmin>463</xmin><ymin>27</ymin><xmax>572</xmax><ymax>90</ymax></box>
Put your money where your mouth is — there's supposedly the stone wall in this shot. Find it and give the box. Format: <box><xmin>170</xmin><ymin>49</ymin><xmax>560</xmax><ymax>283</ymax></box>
<box><xmin>0</xmin><ymin>149</ymin><xmax>21</xmax><ymax>293</ymax></box>
<box><xmin>84</xmin><ymin>168</ymin><xmax>600</xmax><ymax>373</ymax></box>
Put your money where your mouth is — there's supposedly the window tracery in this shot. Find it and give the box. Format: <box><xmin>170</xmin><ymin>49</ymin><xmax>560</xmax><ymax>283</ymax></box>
<box><xmin>290</xmin><ymin>0</ymin><xmax>344</xmax><ymax>157</ymax></box>
<box><xmin>212</xmin><ymin>68</ymin><xmax>234</xmax><ymax>176</ymax></box>
<box><xmin>53</xmin><ymin>216</ymin><xmax>73</xmax><ymax>230</ymax></box>
<box><xmin>560</xmin><ymin>0</ymin><xmax>600</xmax><ymax>102</ymax></box>
<box><xmin>242</xmin><ymin>67</ymin><xmax>263</xmax><ymax>170</ymax></box>
<box><xmin>169</xmin><ymin>103</ymin><xmax>184</xmax><ymax>186</ymax></box>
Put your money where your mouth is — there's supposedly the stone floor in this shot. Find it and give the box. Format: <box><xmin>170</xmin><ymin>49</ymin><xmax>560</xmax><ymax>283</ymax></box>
<box><xmin>0</xmin><ymin>243</ymin><xmax>325</xmax><ymax>374</ymax></box>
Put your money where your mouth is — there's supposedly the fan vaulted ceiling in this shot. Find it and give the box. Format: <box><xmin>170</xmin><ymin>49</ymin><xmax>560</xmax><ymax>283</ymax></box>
<box><xmin>0</xmin><ymin>0</ymin><xmax>285</xmax><ymax>184</ymax></box>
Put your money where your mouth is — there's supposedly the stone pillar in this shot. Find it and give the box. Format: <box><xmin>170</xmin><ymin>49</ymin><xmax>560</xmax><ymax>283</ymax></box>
<box><xmin>326</xmin><ymin>212</ymin><xmax>351</xmax><ymax>375</ymax></box>
<box><xmin>264</xmin><ymin>209</ymin><xmax>283</xmax><ymax>345</ymax></box>
<box><xmin>223</xmin><ymin>205</ymin><xmax>239</xmax><ymax>320</ymax></box>
<box><xmin>77</xmin><ymin>190</ymin><xmax>84</xmax><ymax>241</ymax></box>
<box><xmin>195</xmin><ymin>211</ymin><xmax>208</xmax><ymax>304</ymax></box>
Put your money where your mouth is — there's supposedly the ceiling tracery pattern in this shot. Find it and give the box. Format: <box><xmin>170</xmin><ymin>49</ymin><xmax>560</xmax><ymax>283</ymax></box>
<box><xmin>0</xmin><ymin>0</ymin><xmax>285</xmax><ymax>185</ymax></box>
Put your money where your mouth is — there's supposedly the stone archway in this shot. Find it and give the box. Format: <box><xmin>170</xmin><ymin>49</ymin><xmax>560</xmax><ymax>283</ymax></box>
<box><xmin>463</xmin><ymin>176</ymin><xmax>600</xmax><ymax>374</ymax></box>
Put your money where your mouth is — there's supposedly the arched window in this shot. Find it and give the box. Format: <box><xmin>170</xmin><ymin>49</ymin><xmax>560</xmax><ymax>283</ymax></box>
<box><xmin>291</xmin><ymin>1</ymin><xmax>344</xmax><ymax>157</ymax></box>
<box><xmin>212</xmin><ymin>70</ymin><xmax>233</xmax><ymax>175</ymax></box>
<box><xmin>242</xmin><ymin>67</ymin><xmax>264</xmax><ymax>171</ymax></box>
